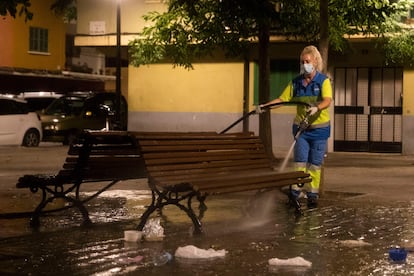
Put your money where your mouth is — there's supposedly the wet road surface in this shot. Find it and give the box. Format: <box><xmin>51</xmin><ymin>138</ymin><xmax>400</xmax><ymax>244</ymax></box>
<box><xmin>1</xmin><ymin>190</ymin><xmax>414</xmax><ymax>275</ymax></box>
<box><xmin>1</xmin><ymin>144</ymin><xmax>414</xmax><ymax>275</ymax></box>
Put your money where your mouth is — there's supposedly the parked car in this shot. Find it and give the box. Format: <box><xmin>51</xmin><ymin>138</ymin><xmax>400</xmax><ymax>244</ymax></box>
<box><xmin>17</xmin><ymin>91</ymin><xmax>63</xmax><ymax>113</ymax></box>
<box><xmin>41</xmin><ymin>91</ymin><xmax>128</xmax><ymax>145</ymax></box>
<box><xmin>0</xmin><ymin>96</ymin><xmax>43</xmax><ymax>147</ymax></box>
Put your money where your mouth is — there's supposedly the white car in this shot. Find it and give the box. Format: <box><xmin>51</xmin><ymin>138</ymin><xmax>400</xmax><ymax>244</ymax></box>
<box><xmin>0</xmin><ymin>96</ymin><xmax>43</xmax><ymax>147</ymax></box>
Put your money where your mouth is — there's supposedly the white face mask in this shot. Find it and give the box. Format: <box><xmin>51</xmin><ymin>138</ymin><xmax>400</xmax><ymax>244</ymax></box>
<box><xmin>303</xmin><ymin>63</ymin><xmax>314</xmax><ymax>74</ymax></box>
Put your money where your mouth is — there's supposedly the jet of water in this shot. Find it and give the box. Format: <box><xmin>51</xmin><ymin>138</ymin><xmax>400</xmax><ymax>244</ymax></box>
<box><xmin>279</xmin><ymin>140</ymin><xmax>296</xmax><ymax>172</ymax></box>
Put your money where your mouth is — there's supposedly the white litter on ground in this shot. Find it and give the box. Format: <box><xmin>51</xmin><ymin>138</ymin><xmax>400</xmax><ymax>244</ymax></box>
<box><xmin>338</xmin><ymin>239</ymin><xmax>372</xmax><ymax>247</ymax></box>
<box><xmin>175</xmin><ymin>245</ymin><xmax>227</xmax><ymax>259</ymax></box>
<box><xmin>142</xmin><ymin>218</ymin><xmax>165</xmax><ymax>241</ymax></box>
<box><xmin>268</xmin><ymin>256</ymin><xmax>312</xmax><ymax>267</ymax></box>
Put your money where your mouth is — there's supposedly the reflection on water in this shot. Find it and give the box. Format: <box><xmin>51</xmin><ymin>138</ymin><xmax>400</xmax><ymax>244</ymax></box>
<box><xmin>1</xmin><ymin>190</ymin><xmax>414</xmax><ymax>275</ymax></box>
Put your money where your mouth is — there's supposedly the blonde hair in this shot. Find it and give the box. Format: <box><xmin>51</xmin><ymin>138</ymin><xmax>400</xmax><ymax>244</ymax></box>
<box><xmin>301</xmin><ymin>45</ymin><xmax>323</xmax><ymax>72</ymax></box>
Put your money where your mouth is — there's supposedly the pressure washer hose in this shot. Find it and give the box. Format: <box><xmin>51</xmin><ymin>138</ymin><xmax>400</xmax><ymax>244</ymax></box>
<box><xmin>220</xmin><ymin>101</ymin><xmax>311</xmax><ymax>134</ymax></box>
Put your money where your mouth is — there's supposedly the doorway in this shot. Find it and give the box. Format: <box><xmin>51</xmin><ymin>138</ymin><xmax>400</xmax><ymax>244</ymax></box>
<box><xmin>333</xmin><ymin>67</ymin><xmax>402</xmax><ymax>153</ymax></box>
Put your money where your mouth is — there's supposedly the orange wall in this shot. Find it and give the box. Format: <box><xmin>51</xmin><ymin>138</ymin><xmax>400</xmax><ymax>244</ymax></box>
<box><xmin>0</xmin><ymin>17</ymin><xmax>15</xmax><ymax>66</ymax></box>
<box><xmin>0</xmin><ymin>0</ymin><xmax>66</xmax><ymax>71</ymax></box>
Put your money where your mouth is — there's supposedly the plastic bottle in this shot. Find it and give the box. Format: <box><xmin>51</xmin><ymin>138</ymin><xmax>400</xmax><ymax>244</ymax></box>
<box><xmin>153</xmin><ymin>251</ymin><xmax>173</xmax><ymax>266</ymax></box>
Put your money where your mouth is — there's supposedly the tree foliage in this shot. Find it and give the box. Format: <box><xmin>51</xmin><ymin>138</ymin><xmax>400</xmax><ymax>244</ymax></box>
<box><xmin>128</xmin><ymin>0</ymin><xmax>414</xmax><ymax>155</ymax></box>
<box><xmin>0</xmin><ymin>0</ymin><xmax>33</xmax><ymax>21</ymax></box>
<box><xmin>130</xmin><ymin>0</ymin><xmax>281</xmax><ymax>69</ymax></box>
<box><xmin>129</xmin><ymin>0</ymin><xmax>414</xmax><ymax>67</ymax></box>
<box><xmin>50</xmin><ymin>0</ymin><xmax>76</xmax><ymax>22</ymax></box>
<box><xmin>0</xmin><ymin>0</ymin><xmax>76</xmax><ymax>22</ymax></box>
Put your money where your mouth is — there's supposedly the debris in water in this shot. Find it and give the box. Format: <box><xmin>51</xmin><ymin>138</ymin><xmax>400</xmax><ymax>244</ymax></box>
<box><xmin>268</xmin><ymin>256</ymin><xmax>312</xmax><ymax>267</ymax></box>
<box><xmin>118</xmin><ymin>255</ymin><xmax>144</xmax><ymax>264</ymax></box>
<box><xmin>175</xmin><ymin>245</ymin><xmax>227</xmax><ymax>259</ymax></box>
<box><xmin>153</xmin><ymin>251</ymin><xmax>173</xmax><ymax>266</ymax></box>
<box><xmin>338</xmin><ymin>239</ymin><xmax>372</xmax><ymax>247</ymax></box>
<box><xmin>142</xmin><ymin>218</ymin><xmax>165</xmax><ymax>241</ymax></box>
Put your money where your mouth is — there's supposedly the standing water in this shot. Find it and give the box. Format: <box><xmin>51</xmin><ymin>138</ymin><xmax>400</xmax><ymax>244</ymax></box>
<box><xmin>2</xmin><ymin>193</ymin><xmax>414</xmax><ymax>275</ymax></box>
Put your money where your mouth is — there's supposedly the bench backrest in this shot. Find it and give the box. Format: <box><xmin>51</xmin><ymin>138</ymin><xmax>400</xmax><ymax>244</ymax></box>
<box><xmin>58</xmin><ymin>131</ymin><xmax>147</xmax><ymax>183</ymax></box>
<box><xmin>133</xmin><ymin>132</ymin><xmax>276</xmax><ymax>187</ymax></box>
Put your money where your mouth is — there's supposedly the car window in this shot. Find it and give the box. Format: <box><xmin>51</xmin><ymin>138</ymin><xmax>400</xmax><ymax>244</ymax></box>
<box><xmin>0</xmin><ymin>99</ymin><xmax>29</xmax><ymax>115</ymax></box>
<box><xmin>84</xmin><ymin>95</ymin><xmax>116</xmax><ymax>116</ymax></box>
<box><xmin>44</xmin><ymin>97</ymin><xmax>86</xmax><ymax>116</ymax></box>
<box><xmin>24</xmin><ymin>97</ymin><xmax>57</xmax><ymax>112</ymax></box>
<box><xmin>97</xmin><ymin>99</ymin><xmax>115</xmax><ymax>114</ymax></box>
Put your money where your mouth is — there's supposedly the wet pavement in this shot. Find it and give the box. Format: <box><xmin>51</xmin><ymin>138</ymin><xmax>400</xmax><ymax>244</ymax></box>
<box><xmin>1</xmin><ymin>143</ymin><xmax>414</xmax><ymax>275</ymax></box>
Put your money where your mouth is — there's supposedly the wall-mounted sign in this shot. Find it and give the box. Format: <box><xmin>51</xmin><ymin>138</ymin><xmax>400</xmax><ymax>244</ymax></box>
<box><xmin>89</xmin><ymin>21</ymin><xmax>106</xmax><ymax>35</ymax></box>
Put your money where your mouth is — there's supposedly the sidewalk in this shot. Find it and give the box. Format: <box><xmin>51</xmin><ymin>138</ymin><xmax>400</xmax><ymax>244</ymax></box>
<box><xmin>1</xmin><ymin>144</ymin><xmax>414</xmax><ymax>209</ymax></box>
<box><xmin>322</xmin><ymin>151</ymin><xmax>414</xmax><ymax>202</ymax></box>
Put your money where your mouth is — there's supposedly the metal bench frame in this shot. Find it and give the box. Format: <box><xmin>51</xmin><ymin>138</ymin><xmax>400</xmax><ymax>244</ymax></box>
<box><xmin>16</xmin><ymin>131</ymin><xmax>146</xmax><ymax>227</ymax></box>
<box><xmin>134</xmin><ymin>132</ymin><xmax>311</xmax><ymax>234</ymax></box>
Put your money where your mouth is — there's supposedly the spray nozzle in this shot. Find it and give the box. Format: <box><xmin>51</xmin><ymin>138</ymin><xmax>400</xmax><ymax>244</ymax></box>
<box><xmin>298</xmin><ymin>117</ymin><xmax>309</xmax><ymax>131</ymax></box>
<box><xmin>294</xmin><ymin>112</ymin><xmax>312</xmax><ymax>139</ymax></box>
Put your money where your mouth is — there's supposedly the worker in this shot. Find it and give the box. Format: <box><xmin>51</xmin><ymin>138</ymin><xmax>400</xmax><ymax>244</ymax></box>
<box><xmin>256</xmin><ymin>45</ymin><xmax>333</xmax><ymax>208</ymax></box>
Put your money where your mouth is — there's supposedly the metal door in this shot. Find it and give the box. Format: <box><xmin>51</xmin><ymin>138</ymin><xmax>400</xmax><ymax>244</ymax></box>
<box><xmin>333</xmin><ymin>67</ymin><xmax>402</xmax><ymax>153</ymax></box>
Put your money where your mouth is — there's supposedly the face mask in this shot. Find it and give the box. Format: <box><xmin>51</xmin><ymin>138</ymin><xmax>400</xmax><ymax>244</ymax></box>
<box><xmin>303</xmin><ymin>63</ymin><xmax>314</xmax><ymax>74</ymax></box>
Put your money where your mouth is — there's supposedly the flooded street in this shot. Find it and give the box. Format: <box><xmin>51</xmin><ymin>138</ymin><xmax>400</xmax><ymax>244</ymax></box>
<box><xmin>1</xmin><ymin>144</ymin><xmax>414</xmax><ymax>275</ymax></box>
<box><xmin>2</xmin><ymin>189</ymin><xmax>414</xmax><ymax>275</ymax></box>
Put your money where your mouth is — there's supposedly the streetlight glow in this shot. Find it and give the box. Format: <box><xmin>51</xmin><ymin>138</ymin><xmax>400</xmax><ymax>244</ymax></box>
<box><xmin>115</xmin><ymin>0</ymin><xmax>121</xmax><ymax>127</ymax></box>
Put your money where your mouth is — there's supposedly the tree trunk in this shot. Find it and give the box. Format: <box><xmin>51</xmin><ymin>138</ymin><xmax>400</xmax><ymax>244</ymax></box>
<box><xmin>319</xmin><ymin>0</ymin><xmax>329</xmax><ymax>196</ymax></box>
<box><xmin>243</xmin><ymin>57</ymin><xmax>250</xmax><ymax>132</ymax></box>
<box><xmin>319</xmin><ymin>0</ymin><xmax>329</xmax><ymax>74</ymax></box>
<box><xmin>258</xmin><ymin>22</ymin><xmax>274</xmax><ymax>159</ymax></box>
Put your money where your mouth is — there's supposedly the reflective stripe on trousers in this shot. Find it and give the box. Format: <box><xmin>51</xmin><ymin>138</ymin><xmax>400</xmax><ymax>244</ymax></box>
<box><xmin>292</xmin><ymin>162</ymin><xmax>321</xmax><ymax>194</ymax></box>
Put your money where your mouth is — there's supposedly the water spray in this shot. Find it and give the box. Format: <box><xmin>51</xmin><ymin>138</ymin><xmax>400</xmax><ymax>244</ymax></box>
<box><xmin>279</xmin><ymin>111</ymin><xmax>312</xmax><ymax>172</ymax></box>
<box><xmin>220</xmin><ymin>102</ymin><xmax>312</xmax><ymax>216</ymax></box>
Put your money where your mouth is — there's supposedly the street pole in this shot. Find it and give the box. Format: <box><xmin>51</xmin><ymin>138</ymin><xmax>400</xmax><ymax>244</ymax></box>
<box><xmin>115</xmin><ymin>0</ymin><xmax>121</xmax><ymax>127</ymax></box>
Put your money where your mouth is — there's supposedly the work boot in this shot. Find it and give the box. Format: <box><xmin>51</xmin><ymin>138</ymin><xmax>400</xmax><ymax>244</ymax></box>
<box><xmin>306</xmin><ymin>192</ymin><xmax>319</xmax><ymax>209</ymax></box>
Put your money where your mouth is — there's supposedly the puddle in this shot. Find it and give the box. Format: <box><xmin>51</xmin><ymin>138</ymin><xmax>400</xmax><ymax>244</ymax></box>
<box><xmin>1</xmin><ymin>190</ymin><xmax>414</xmax><ymax>275</ymax></box>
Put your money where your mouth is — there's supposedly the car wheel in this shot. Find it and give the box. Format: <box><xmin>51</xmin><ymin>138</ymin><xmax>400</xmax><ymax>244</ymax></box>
<box><xmin>22</xmin><ymin>129</ymin><xmax>40</xmax><ymax>147</ymax></box>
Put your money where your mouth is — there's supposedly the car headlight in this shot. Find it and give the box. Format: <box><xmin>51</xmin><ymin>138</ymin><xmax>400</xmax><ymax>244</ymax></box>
<box><xmin>44</xmin><ymin>124</ymin><xmax>59</xmax><ymax>131</ymax></box>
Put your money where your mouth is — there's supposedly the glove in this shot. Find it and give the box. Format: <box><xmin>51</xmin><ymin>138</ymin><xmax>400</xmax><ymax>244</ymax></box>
<box><xmin>306</xmin><ymin>106</ymin><xmax>319</xmax><ymax>116</ymax></box>
<box><xmin>255</xmin><ymin>105</ymin><xmax>264</xmax><ymax>114</ymax></box>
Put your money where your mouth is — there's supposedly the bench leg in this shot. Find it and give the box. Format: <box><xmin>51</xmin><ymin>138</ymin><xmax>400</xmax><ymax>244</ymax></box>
<box><xmin>196</xmin><ymin>194</ymin><xmax>207</xmax><ymax>221</ymax></box>
<box><xmin>136</xmin><ymin>190</ymin><xmax>203</xmax><ymax>234</ymax></box>
<box><xmin>178</xmin><ymin>198</ymin><xmax>203</xmax><ymax>234</ymax></box>
<box><xmin>66</xmin><ymin>197</ymin><xmax>92</xmax><ymax>226</ymax></box>
<box><xmin>137</xmin><ymin>205</ymin><xmax>157</xmax><ymax>231</ymax></box>
<box><xmin>30</xmin><ymin>193</ymin><xmax>92</xmax><ymax>228</ymax></box>
<box><xmin>136</xmin><ymin>190</ymin><xmax>162</xmax><ymax>231</ymax></box>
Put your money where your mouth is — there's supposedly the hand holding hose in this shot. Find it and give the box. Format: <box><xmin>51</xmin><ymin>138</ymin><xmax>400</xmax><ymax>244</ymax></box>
<box><xmin>306</xmin><ymin>105</ymin><xmax>319</xmax><ymax>116</ymax></box>
<box><xmin>255</xmin><ymin>105</ymin><xmax>265</xmax><ymax>114</ymax></box>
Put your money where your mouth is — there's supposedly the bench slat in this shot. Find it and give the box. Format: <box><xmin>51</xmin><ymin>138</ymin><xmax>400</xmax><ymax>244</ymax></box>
<box><xmin>146</xmin><ymin>161</ymin><xmax>271</xmax><ymax>176</ymax></box>
<box><xmin>201</xmin><ymin>178</ymin><xmax>308</xmax><ymax>194</ymax></box>
<box><xmin>143</xmin><ymin>152</ymin><xmax>268</xmax><ymax>166</ymax></box>
<box><xmin>153</xmin><ymin>170</ymin><xmax>306</xmax><ymax>188</ymax></box>
<box><xmin>134</xmin><ymin>131</ymin><xmax>254</xmax><ymax>140</ymax></box>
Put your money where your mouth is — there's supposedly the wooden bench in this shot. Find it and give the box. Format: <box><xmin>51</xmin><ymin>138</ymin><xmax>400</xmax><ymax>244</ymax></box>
<box><xmin>16</xmin><ymin>130</ymin><xmax>147</xmax><ymax>227</ymax></box>
<box><xmin>133</xmin><ymin>131</ymin><xmax>311</xmax><ymax>234</ymax></box>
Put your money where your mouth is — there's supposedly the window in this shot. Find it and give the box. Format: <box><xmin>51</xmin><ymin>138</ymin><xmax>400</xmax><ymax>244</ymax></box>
<box><xmin>0</xmin><ymin>99</ymin><xmax>29</xmax><ymax>115</ymax></box>
<box><xmin>29</xmin><ymin>27</ymin><xmax>48</xmax><ymax>53</ymax></box>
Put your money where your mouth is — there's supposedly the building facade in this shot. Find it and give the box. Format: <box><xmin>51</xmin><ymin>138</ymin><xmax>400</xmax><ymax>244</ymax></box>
<box><xmin>75</xmin><ymin>0</ymin><xmax>414</xmax><ymax>154</ymax></box>
<box><xmin>0</xmin><ymin>0</ymin><xmax>105</xmax><ymax>93</ymax></box>
<box><xmin>0</xmin><ymin>0</ymin><xmax>66</xmax><ymax>71</ymax></box>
